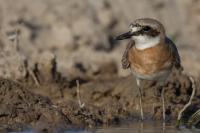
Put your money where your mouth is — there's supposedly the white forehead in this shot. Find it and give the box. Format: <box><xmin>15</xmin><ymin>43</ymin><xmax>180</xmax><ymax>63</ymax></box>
<box><xmin>129</xmin><ymin>24</ymin><xmax>141</xmax><ymax>32</ymax></box>
<box><xmin>130</xmin><ymin>27</ymin><xmax>139</xmax><ymax>32</ymax></box>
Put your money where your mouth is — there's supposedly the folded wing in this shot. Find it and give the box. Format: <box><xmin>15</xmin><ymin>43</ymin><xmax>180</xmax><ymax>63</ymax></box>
<box><xmin>121</xmin><ymin>40</ymin><xmax>134</xmax><ymax>69</ymax></box>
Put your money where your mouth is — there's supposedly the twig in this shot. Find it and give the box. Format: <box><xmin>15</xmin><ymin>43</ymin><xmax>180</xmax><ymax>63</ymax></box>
<box><xmin>14</xmin><ymin>28</ymin><xmax>39</xmax><ymax>86</ymax></box>
<box><xmin>76</xmin><ymin>80</ymin><xmax>85</xmax><ymax>108</ymax></box>
<box><xmin>28</xmin><ymin>67</ymin><xmax>40</xmax><ymax>86</ymax></box>
<box><xmin>7</xmin><ymin>28</ymin><xmax>20</xmax><ymax>51</ymax></box>
<box><xmin>14</xmin><ymin>29</ymin><xmax>20</xmax><ymax>51</ymax></box>
<box><xmin>176</xmin><ymin>76</ymin><xmax>196</xmax><ymax>128</ymax></box>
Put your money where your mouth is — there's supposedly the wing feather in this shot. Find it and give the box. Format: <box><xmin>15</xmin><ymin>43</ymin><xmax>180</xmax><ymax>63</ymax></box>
<box><xmin>166</xmin><ymin>37</ymin><xmax>182</xmax><ymax>70</ymax></box>
<box><xmin>121</xmin><ymin>40</ymin><xmax>134</xmax><ymax>69</ymax></box>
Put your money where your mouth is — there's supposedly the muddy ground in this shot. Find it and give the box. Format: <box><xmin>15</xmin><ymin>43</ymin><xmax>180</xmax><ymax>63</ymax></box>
<box><xmin>0</xmin><ymin>59</ymin><xmax>199</xmax><ymax>132</ymax></box>
<box><xmin>0</xmin><ymin>0</ymin><xmax>200</xmax><ymax>132</ymax></box>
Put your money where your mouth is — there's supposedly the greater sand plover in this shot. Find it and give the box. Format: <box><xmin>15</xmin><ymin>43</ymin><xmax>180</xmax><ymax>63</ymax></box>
<box><xmin>115</xmin><ymin>18</ymin><xmax>182</xmax><ymax>121</ymax></box>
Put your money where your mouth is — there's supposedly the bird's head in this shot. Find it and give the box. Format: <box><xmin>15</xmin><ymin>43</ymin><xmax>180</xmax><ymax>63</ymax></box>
<box><xmin>115</xmin><ymin>18</ymin><xmax>166</xmax><ymax>50</ymax></box>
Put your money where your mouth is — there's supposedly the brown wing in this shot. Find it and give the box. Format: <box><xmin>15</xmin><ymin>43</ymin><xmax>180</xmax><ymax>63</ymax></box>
<box><xmin>166</xmin><ymin>37</ymin><xmax>183</xmax><ymax>70</ymax></box>
<box><xmin>121</xmin><ymin>40</ymin><xmax>134</xmax><ymax>69</ymax></box>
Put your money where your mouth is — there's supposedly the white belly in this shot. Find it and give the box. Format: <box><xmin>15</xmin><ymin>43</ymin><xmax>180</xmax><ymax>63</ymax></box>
<box><xmin>131</xmin><ymin>68</ymin><xmax>171</xmax><ymax>82</ymax></box>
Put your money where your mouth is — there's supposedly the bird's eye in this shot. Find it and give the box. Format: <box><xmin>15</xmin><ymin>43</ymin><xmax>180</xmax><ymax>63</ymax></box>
<box><xmin>143</xmin><ymin>26</ymin><xmax>151</xmax><ymax>31</ymax></box>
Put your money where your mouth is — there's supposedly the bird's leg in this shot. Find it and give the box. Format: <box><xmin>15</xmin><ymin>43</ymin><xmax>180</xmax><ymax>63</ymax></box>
<box><xmin>136</xmin><ymin>79</ymin><xmax>144</xmax><ymax>121</ymax></box>
<box><xmin>139</xmin><ymin>86</ymin><xmax>144</xmax><ymax>121</ymax></box>
<box><xmin>161</xmin><ymin>86</ymin><xmax>166</xmax><ymax>122</ymax></box>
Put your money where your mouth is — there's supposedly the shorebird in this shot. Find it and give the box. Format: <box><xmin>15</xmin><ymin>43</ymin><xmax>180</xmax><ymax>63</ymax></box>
<box><xmin>115</xmin><ymin>18</ymin><xmax>182</xmax><ymax>121</ymax></box>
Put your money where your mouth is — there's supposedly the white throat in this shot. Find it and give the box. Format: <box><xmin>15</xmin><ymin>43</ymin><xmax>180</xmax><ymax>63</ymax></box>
<box><xmin>132</xmin><ymin>35</ymin><xmax>160</xmax><ymax>50</ymax></box>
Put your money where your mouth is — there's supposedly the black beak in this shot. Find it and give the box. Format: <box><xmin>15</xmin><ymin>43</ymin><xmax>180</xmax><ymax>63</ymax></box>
<box><xmin>115</xmin><ymin>31</ymin><xmax>136</xmax><ymax>40</ymax></box>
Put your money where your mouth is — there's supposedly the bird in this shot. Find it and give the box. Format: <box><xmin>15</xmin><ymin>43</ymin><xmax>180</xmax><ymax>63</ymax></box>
<box><xmin>115</xmin><ymin>18</ymin><xmax>182</xmax><ymax>122</ymax></box>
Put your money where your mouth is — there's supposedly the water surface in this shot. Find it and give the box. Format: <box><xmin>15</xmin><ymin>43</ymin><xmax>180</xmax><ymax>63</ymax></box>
<box><xmin>10</xmin><ymin>122</ymin><xmax>200</xmax><ymax>133</ymax></box>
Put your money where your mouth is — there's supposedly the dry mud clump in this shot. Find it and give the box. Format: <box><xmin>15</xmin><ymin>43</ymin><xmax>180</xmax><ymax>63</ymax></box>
<box><xmin>0</xmin><ymin>78</ymin><xmax>70</xmax><ymax>132</ymax></box>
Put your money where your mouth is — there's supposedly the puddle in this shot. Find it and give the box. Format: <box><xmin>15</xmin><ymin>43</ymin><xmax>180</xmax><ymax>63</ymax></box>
<box><xmin>9</xmin><ymin>122</ymin><xmax>200</xmax><ymax>133</ymax></box>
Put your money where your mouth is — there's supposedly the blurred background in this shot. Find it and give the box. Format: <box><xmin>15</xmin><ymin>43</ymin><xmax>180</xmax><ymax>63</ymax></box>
<box><xmin>0</xmin><ymin>0</ymin><xmax>199</xmax><ymax>80</ymax></box>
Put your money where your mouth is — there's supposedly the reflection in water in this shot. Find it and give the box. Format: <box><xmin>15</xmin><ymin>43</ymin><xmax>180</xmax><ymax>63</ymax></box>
<box><xmin>91</xmin><ymin>122</ymin><xmax>200</xmax><ymax>133</ymax></box>
<box><xmin>163</xmin><ymin>122</ymin><xmax>165</xmax><ymax>133</ymax></box>
<box><xmin>140</xmin><ymin>122</ymin><xmax>143</xmax><ymax>133</ymax></box>
<box><xmin>10</xmin><ymin>122</ymin><xmax>200</xmax><ymax>133</ymax></box>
